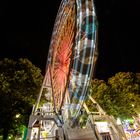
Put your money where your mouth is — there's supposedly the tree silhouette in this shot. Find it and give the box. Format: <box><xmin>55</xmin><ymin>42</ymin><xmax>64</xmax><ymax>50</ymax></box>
<box><xmin>0</xmin><ymin>58</ymin><xmax>43</xmax><ymax>140</ymax></box>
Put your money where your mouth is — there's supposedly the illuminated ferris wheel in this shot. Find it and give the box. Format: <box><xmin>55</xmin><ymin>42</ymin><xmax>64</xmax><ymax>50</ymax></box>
<box><xmin>45</xmin><ymin>0</ymin><xmax>98</xmax><ymax>116</ymax></box>
<box><xmin>27</xmin><ymin>0</ymin><xmax>127</xmax><ymax>139</ymax></box>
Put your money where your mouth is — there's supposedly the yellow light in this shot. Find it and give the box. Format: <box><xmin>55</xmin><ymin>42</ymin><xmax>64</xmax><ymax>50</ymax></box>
<box><xmin>15</xmin><ymin>114</ymin><xmax>20</xmax><ymax>118</ymax></box>
<box><xmin>132</xmin><ymin>104</ymin><xmax>134</xmax><ymax>107</ymax></box>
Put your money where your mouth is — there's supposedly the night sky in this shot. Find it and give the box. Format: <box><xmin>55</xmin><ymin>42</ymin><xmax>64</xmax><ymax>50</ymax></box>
<box><xmin>0</xmin><ymin>0</ymin><xmax>140</xmax><ymax>80</ymax></box>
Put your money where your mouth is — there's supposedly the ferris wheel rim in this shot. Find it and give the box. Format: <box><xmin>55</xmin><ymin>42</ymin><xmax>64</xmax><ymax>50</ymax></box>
<box><xmin>46</xmin><ymin>0</ymin><xmax>98</xmax><ymax>122</ymax></box>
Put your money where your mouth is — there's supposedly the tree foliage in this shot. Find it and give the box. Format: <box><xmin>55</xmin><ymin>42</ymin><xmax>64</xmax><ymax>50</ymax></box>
<box><xmin>88</xmin><ymin>72</ymin><xmax>140</xmax><ymax>120</ymax></box>
<box><xmin>0</xmin><ymin>58</ymin><xmax>43</xmax><ymax>139</ymax></box>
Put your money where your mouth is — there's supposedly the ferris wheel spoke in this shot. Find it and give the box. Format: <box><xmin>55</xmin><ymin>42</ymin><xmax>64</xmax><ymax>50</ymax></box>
<box><xmin>46</xmin><ymin>0</ymin><xmax>97</xmax><ymax>115</ymax></box>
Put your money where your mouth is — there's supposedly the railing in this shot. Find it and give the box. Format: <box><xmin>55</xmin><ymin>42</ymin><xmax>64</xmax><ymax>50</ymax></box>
<box><xmin>127</xmin><ymin>134</ymin><xmax>140</xmax><ymax>140</ymax></box>
<box><xmin>100</xmin><ymin>132</ymin><xmax>140</xmax><ymax>140</ymax></box>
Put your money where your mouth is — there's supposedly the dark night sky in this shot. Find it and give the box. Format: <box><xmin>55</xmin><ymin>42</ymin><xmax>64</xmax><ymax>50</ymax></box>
<box><xmin>0</xmin><ymin>0</ymin><xmax>140</xmax><ymax>80</ymax></box>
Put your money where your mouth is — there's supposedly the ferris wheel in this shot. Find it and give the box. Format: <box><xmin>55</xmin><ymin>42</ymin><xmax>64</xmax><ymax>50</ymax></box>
<box><xmin>27</xmin><ymin>0</ymin><xmax>128</xmax><ymax>139</ymax></box>
<box><xmin>45</xmin><ymin>0</ymin><xmax>98</xmax><ymax>119</ymax></box>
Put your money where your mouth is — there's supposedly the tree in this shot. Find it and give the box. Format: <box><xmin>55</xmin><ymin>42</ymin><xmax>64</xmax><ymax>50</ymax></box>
<box><xmin>88</xmin><ymin>79</ymin><xmax>116</xmax><ymax>116</ymax></box>
<box><xmin>88</xmin><ymin>72</ymin><xmax>140</xmax><ymax>120</ymax></box>
<box><xmin>0</xmin><ymin>58</ymin><xmax>43</xmax><ymax>140</ymax></box>
<box><xmin>108</xmin><ymin>72</ymin><xmax>140</xmax><ymax>119</ymax></box>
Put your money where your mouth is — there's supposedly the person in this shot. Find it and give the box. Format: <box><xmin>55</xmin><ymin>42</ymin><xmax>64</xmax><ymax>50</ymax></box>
<box><xmin>32</xmin><ymin>132</ymin><xmax>37</xmax><ymax>140</ymax></box>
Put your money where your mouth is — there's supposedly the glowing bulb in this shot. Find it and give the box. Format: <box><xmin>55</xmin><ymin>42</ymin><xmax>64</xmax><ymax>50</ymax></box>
<box><xmin>15</xmin><ymin>114</ymin><xmax>20</xmax><ymax>118</ymax></box>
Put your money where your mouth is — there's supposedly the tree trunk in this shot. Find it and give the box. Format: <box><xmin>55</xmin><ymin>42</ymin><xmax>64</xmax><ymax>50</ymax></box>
<box><xmin>2</xmin><ymin>128</ymin><xmax>9</xmax><ymax>140</ymax></box>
